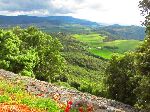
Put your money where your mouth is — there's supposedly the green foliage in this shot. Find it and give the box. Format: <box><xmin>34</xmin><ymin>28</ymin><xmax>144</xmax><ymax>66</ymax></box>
<box><xmin>132</xmin><ymin>1</ymin><xmax>150</xmax><ymax>109</ymax></box>
<box><xmin>0</xmin><ymin>29</ymin><xmax>37</xmax><ymax>76</ymax></box>
<box><xmin>134</xmin><ymin>26</ymin><xmax>150</xmax><ymax>110</ymax></box>
<box><xmin>0</xmin><ymin>27</ymin><xmax>65</xmax><ymax>82</ymax></box>
<box><xmin>0</xmin><ymin>95</ymin><xmax>9</xmax><ymax>103</ymax></box>
<box><xmin>106</xmin><ymin>53</ymin><xmax>138</xmax><ymax>105</ymax></box>
<box><xmin>139</xmin><ymin>0</ymin><xmax>150</xmax><ymax>26</ymax></box>
<box><xmin>52</xmin><ymin>33</ymin><xmax>107</xmax><ymax>97</ymax></box>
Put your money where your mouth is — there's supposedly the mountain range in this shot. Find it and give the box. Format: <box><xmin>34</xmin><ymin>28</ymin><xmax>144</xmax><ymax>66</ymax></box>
<box><xmin>0</xmin><ymin>15</ymin><xmax>98</xmax><ymax>26</ymax></box>
<box><xmin>0</xmin><ymin>15</ymin><xmax>145</xmax><ymax>40</ymax></box>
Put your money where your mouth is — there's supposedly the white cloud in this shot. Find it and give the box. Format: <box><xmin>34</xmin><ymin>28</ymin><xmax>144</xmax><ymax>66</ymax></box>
<box><xmin>69</xmin><ymin>0</ymin><xmax>144</xmax><ymax>25</ymax></box>
<box><xmin>0</xmin><ymin>10</ymin><xmax>49</xmax><ymax>16</ymax></box>
<box><xmin>0</xmin><ymin>0</ymin><xmax>144</xmax><ymax>25</ymax></box>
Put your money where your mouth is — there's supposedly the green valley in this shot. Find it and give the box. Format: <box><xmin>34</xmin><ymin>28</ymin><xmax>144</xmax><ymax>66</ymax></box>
<box><xmin>73</xmin><ymin>34</ymin><xmax>142</xmax><ymax>59</ymax></box>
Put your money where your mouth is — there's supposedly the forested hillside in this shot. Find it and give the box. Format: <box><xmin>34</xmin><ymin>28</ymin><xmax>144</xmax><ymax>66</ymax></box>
<box><xmin>94</xmin><ymin>24</ymin><xmax>145</xmax><ymax>40</ymax></box>
<box><xmin>51</xmin><ymin>33</ymin><xmax>108</xmax><ymax>96</ymax></box>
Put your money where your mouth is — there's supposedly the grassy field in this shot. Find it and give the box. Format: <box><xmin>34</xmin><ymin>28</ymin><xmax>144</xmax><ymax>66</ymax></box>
<box><xmin>74</xmin><ymin>34</ymin><xmax>104</xmax><ymax>43</ymax></box>
<box><xmin>73</xmin><ymin>34</ymin><xmax>142</xmax><ymax>59</ymax></box>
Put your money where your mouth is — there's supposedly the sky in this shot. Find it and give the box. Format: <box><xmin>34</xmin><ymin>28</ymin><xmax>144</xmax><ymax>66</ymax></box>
<box><xmin>0</xmin><ymin>0</ymin><xmax>144</xmax><ymax>25</ymax></box>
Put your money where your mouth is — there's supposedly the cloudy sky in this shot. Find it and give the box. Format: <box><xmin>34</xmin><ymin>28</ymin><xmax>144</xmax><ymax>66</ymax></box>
<box><xmin>0</xmin><ymin>0</ymin><xmax>144</xmax><ymax>25</ymax></box>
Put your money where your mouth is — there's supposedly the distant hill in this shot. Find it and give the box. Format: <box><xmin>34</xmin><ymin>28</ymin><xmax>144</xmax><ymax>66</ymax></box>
<box><xmin>94</xmin><ymin>24</ymin><xmax>145</xmax><ymax>40</ymax></box>
<box><xmin>0</xmin><ymin>15</ymin><xmax>99</xmax><ymax>26</ymax></box>
<box><xmin>0</xmin><ymin>15</ymin><xmax>100</xmax><ymax>33</ymax></box>
<box><xmin>0</xmin><ymin>15</ymin><xmax>145</xmax><ymax>39</ymax></box>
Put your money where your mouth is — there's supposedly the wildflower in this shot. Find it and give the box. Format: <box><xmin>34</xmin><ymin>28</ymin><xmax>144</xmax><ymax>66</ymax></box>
<box><xmin>79</xmin><ymin>107</ymin><xmax>83</xmax><ymax>112</ymax></box>
<box><xmin>67</xmin><ymin>101</ymin><xmax>73</xmax><ymax>105</ymax></box>
<box><xmin>37</xmin><ymin>93</ymin><xmax>43</xmax><ymax>97</ymax></box>
<box><xmin>65</xmin><ymin>100</ymin><xmax>73</xmax><ymax>112</ymax></box>
<box><xmin>87</xmin><ymin>103</ymin><xmax>93</xmax><ymax>112</ymax></box>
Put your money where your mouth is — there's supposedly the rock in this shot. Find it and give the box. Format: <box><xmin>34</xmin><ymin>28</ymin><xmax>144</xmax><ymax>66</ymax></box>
<box><xmin>0</xmin><ymin>69</ymin><xmax>143</xmax><ymax>112</ymax></box>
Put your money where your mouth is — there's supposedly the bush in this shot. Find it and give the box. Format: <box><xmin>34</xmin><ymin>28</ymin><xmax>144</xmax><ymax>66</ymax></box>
<box><xmin>134</xmin><ymin>26</ymin><xmax>150</xmax><ymax>110</ymax></box>
<box><xmin>106</xmin><ymin>53</ymin><xmax>138</xmax><ymax>105</ymax></box>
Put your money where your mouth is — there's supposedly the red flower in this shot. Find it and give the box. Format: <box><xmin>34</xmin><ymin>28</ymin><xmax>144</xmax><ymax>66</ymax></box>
<box><xmin>87</xmin><ymin>104</ymin><xmax>93</xmax><ymax>112</ymax></box>
<box><xmin>87</xmin><ymin>107</ymin><xmax>92</xmax><ymax>112</ymax></box>
<box><xmin>79</xmin><ymin>107</ymin><xmax>83</xmax><ymax>112</ymax></box>
<box><xmin>37</xmin><ymin>93</ymin><xmax>43</xmax><ymax>96</ymax></box>
<box><xmin>65</xmin><ymin>100</ymin><xmax>73</xmax><ymax>112</ymax></box>
<box><xmin>65</xmin><ymin>108</ymin><xmax>70</xmax><ymax>112</ymax></box>
<box><xmin>67</xmin><ymin>105</ymin><xmax>71</xmax><ymax>109</ymax></box>
<box><xmin>67</xmin><ymin>101</ymin><xmax>73</xmax><ymax>105</ymax></box>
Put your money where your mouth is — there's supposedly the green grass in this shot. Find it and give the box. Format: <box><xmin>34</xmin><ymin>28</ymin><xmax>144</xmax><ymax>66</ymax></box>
<box><xmin>74</xmin><ymin>34</ymin><xmax>104</xmax><ymax>44</ymax></box>
<box><xmin>73</xmin><ymin>34</ymin><xmax>142</xmax><ymax>59</ymax></box>
<box><xmin>89</xmin><ymin>48</ymin><xmax>113</xmax><ymax>59</ymax></box>
<box><xmin>0</xmin><ymin>77</ymin><xmax>61</xmax><ymax>112</ymax></box>
<box><xmin>102</xmin><ymin>40</ymin><xmax>142</xmax><ymax>53</ymax></box>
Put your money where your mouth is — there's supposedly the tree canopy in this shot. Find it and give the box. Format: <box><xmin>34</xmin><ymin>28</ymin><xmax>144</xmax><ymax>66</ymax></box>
<box><xmin>0</xmin><ymin>27</ymin><xmax>65</xmax><ymax>82</ymax></box>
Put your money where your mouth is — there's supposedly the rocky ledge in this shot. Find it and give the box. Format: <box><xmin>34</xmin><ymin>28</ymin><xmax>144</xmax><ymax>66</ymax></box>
<box><xmin>0</xmin><ymin>69</ymin><xmax>145</xmax><ymax>112</ymax></box>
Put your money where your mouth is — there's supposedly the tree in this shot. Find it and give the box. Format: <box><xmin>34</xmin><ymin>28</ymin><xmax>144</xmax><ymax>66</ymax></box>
<box><xmin>106</xmin><ymin>53</ymin><xmax>138</xmax><ymax>105</ymax></box>
<box><xmin>134</xmin><ymin>30</ymin><xmax>150</xmax><ymax>110</ymax></box>
<box><xmin>139</xmin><ymin>0</ymin><xmax>150</xmax><ymax>26</ymax></box>
<box><xmin>132</xmin><ymin>0</ymin><xmax>150</xmax><ymax>109</ymax></box>
<box><xmin>0</xmin><ymin>27</ymin><xmax>65</xmax><ymax>82</ymax></box>
<box><xmin>0</xmin><ymin>29</ymin><xmax>38</xmax><ymax>77</ymax></box>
